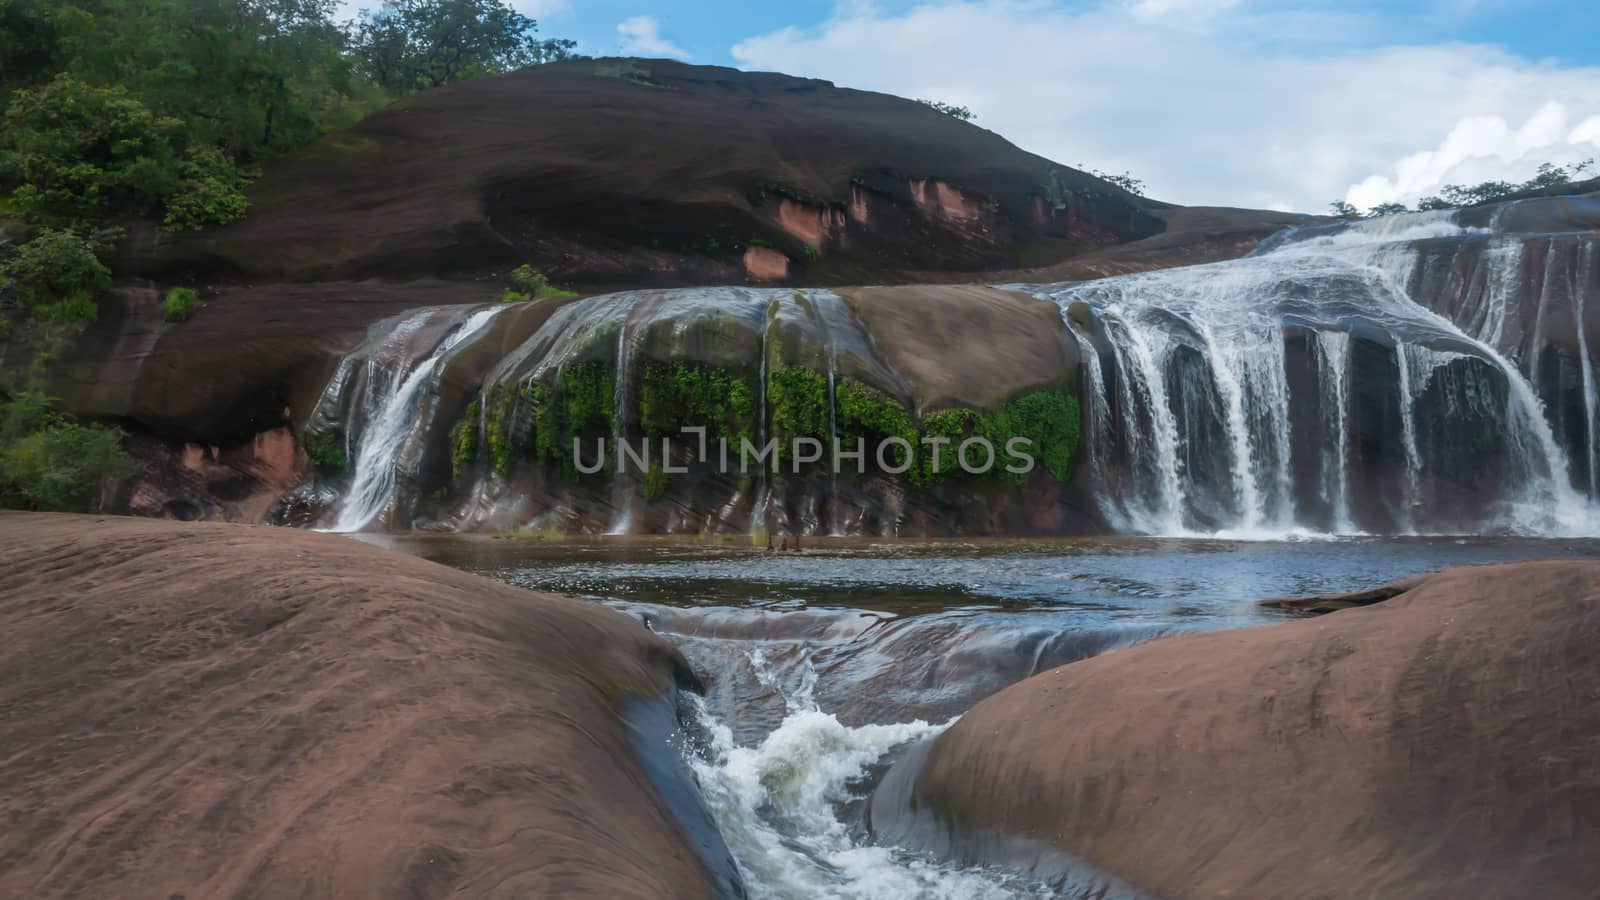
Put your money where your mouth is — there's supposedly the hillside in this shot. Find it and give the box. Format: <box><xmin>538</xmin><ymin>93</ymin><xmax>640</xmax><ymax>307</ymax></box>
<box><xmin>119</xmin><ymin>58</ymin><xmax>1172</xmax><ymax>288</ymax></box>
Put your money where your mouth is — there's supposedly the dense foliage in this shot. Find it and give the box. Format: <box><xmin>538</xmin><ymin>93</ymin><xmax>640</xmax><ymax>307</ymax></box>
<box><xmin>352</xmin><ymin>0</ymin><xmax>576</xmax><ymax>94</ymax></box>
<box><xmin>0</xmin><ymin>0</ymin><xmax>575</xmax><ymax>510</ymax></box>
<box><xmin>0</xmin><ymin>390</ymin><xmax>131</xmax><ymax>511</ymax></box>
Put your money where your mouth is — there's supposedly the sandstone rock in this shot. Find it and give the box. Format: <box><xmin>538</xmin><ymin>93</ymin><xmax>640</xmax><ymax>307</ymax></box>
<box><xmin>891</xmin><ymin>561</ymin><xmax>1600</xmax><ymax>899</ymax></box>
<box><xmin>0</xmin><ymin>513</ymin><xmax>737</xmax><ymax>899</ymax></box>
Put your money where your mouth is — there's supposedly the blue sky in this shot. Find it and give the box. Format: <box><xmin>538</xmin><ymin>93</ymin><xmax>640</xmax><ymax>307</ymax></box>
<box><xmin>548</xmin><ymin>1</ymin><xmax>1596</xmax><ymax>68</ymax></box>
<box><xmin>341</xmin><ymin>1</ymin><xmax>1600</xmax><ymax>212</ymax></box>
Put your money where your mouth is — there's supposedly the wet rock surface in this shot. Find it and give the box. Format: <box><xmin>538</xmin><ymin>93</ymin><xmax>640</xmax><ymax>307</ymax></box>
<box><xmin>898</xmin><ymin>560</ymin><xmax>1600</xmax><ymax>900</ymax></box>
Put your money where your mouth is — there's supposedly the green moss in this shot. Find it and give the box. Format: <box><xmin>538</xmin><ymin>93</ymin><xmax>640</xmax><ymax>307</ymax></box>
<box><xmin>915</xmin><ymin>409</ymin><xmax>985</xmax><ymax>485</ymax></box>
<box><xmin>483</xmin><ymin>386</ymin><xmax>517</xmax><ymax>476</ymax></box>
<box><xmin>562</xmin><ymin>360</ymin><xmax>613</xmax><ymax>436</ymax></box>
<box><xmin>449</xmin><ymin>399</ymin><xmax>480</xmax><ymax>479</ymax></box>
<box><xmin>642</xmin><ymin>463</ymin><xmax>668</xmax><ymax>502</ymax></box>
<box><xmin>911</xmin><ymin>389</ymin><xmax>1081</xmax><ymax>486</ymax></box>
<box><xmin>305</xmin><ymin>432</ymin><xmax>347</xmax><ymax>474</ymax></box>
<box><xmin>837</xmin><ymin>379</ymin><xmax>915</xmax><ymax>470</ymax></box>
<box><xmin>529</xmin><ymin>384</ymin><xmax>559</xmax><ymax>465</ymax></box>
<box><xmin>993</xmin><ymin>390</ymin><xmax>1080</xmax><ymax>483</ymax></box>
<box><xmin>638</xmin><ymin>361</ymin><xmax>755</xmax><ymax>444</ymax></box>
<box><xmin>535</xmin><ymin>360</ymin><xmax>612</xmax><ymax>477</ymax></box>
<box><xmin>769</xmin><ymin>367</ymin><xmax>828</xmax><ymax>459</ymax></box>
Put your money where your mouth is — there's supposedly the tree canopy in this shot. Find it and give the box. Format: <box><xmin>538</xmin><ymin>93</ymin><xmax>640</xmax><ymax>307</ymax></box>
<box><xmin>352</xmin><ymin>0</ymin><xmax>576</xmax><ymax>93</ymax></box>
<box><xmin>0</xmin><ymin>0</ymin><xmax>577</xmax><ymax>509</ymax></box>
<box><xmin>1332</xmin><ymin>158</ymin><xmax>1596</xmax><ymax>219</ymax></box>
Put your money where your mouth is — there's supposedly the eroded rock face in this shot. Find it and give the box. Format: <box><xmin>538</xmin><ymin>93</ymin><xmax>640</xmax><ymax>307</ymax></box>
<box><xmin>0</xmin><ymin>513</ymin><xmax>738</xmax><ymax>900</ymax></box>
<box><xmin>122</xmin><ymin>425</ymin><xmax>309</xmax><ymax>523</ymax></box>
<box><xmin>883</xmin><ymin>561</ymin><xmax>1600</xmax><ymax>900</ymax></box>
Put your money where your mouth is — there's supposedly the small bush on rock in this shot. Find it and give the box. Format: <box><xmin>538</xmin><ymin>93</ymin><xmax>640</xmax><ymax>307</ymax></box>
<box><xmin>163</xmin><ymin>288</ymin><xmax>199</xmax><ymax>323</ymax></box>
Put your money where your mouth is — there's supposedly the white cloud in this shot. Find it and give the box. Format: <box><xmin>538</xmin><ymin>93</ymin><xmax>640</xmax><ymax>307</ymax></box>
<box><xmin>1347</xmin><ymin>103</ymin><xmax>1600</xmax><ymax>209</ymax></box>
<box><xmin>731</xmin><ymin>1</ymin><xmax>1600</xmax><ymax>213</ymax></box>
<box><xmin>617</xmin><ymin>15</ymin><xmax>693</xmax><ymax>61</ymax></box>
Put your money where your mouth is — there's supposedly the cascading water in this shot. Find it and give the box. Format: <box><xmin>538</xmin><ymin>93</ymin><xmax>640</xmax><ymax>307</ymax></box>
<box><xmin>1030</xmin><ymin>209</ymin><xmax>1600</xmax><ymax>537</ymax></box>
<box><xmin>1573</xmin><ymin>243</ymin><xmax>1599</xmax><ymax>492</ymax></box>
<box><xmin>323</xmin><ymin>305</ymin><xmax>506</xmax><ymax>532</ymax></box>
<box><xmin>1315</xmin><ymin>331</ymin><xmax>1355</xmax><ymax>533</ymax></box>
<box><xmin>606</xmin><ymin>306</ymin><xmax>644</xmax><ymax>535</ymax></box>
<box><xmin>678</xmin><ymin>651</ymin><xmax>1056</xmax><ymax>900</ymax></box>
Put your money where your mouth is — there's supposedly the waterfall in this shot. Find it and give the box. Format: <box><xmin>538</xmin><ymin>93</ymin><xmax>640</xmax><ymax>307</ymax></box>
<box><xmin>751</xmin><ymin>299</ymin><xmax>775</xmax><ymax>539</ymax></box>
<box><xmin>606</xmin><ymin>308</ymin><xmax>642</xmax><ymax>535</ymax></box>
<box><xmin>325</xmin><ymin>305</ymin><xmax>506</xmax><ymax>532</ymax></box>
<box><xmin>1392</xmin><ymin>342</ymin><xmax>1423</xmax><ymax>532</ymax></box>
<box><xmin>1104</xmin><ymin>314</ymin><xmax>1187</xmax><ymax>533</ymax></box>
<box><xmin>1315</xmin><ymin>331</ymin><xmax>1354</xmax><ymax>533</ymax></box>
<box><xmin>1574</xmin><ymin>243</ymin><xmax>1599</xmax><ymax>493</ymax></box>
<box><xmin>1032</xmin><ymin>208</ymin><xmax>1600</xmax><ymax>537</ymax></box>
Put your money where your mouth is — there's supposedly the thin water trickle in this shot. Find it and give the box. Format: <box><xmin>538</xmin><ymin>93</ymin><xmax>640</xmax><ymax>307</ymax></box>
<box><xmin>1316</xmin><ymin>331</ymin><xmax>1355</xmax><ymax>533</ymax></box>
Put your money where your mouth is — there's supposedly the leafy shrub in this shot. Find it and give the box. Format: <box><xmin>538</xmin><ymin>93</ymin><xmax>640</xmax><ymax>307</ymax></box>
<box><xmin>162</xmin><ymin>287</ymin><xmax>199</xmax><ymax>323</ymax></box>
<box><xmin>501</xmin><ymin>264</ymin><xmax>578</xmax><ymax>303</ymax></box>
<box><xmin>0</xmin><ymin>228</ymin><xmax>113</xmax><ymax>323</ymax></box>
<box><xmin>1</xmin><ymin>75</ymin><xmax>180</xmax><ymax>220</ymax></box>
<box><xmin>162</xmin><ymin>147</ymin><xmax>254</xmax><ymax>230</ymax></box>
<box><xmin>0</xmin><ymin>392</ymin><xmax>131</xmax><ymax>512</ymax></box>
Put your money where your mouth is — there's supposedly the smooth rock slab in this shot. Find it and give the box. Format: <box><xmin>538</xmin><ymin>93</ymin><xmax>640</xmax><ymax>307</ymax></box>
<box><xmin>902</xmin><ymin>560</ymin><xmax>1600</xmax><ymax>899</ymax></box>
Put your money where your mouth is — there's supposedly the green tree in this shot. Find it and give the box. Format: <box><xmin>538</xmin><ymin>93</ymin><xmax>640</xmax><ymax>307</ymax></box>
<box><xmin>0</xmin><ymin>227</ymin><xmax>113</xmax><ymax>321</ymax></box>
<box><xmin>352</xmin><ymin>0</ymin><xmax>576</xmax><ymax>94</ymax></box>
<box><xmin>36</xmin><ymin>0</ymin><xmax>366</xmax><ymax>161</ymax></box>
<box><xmin>1</xmin><ymin>74</ymin><xmax>181</xmax><ymax>219</ymax></box>
<box><xmin>0</xmin><ymin>75</ymin><xmax>254</xmax><ymax>228</ymax></box>
<box><xmin>1328</xmin><ymin>199</ymin><xmax>1359</xmax><ymax>219</ymax></box>
<box><xmin>1366</xmin><ymin>202</ymin><xmax>1410</xmax><ymax>217</ymax></box>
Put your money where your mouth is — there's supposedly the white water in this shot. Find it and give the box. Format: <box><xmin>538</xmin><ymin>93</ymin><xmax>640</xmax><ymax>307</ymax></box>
<box><xmin>1033</xmin><ymin>209</ymin><xmax>1600</xmax><ymax>538</ymax></box>
<box><xmin>1572</xmin><ymin>242</ymin><xmax>1599</xmax><ymax>493</ymax></box>
<box><xmin>681</xmin><ymin>652</ymin><xmax>1053</xmax><ymax>900</ymax></box>
<box><xmin>1315</xmin><ymin>331</ymin><xmax>1355</xmax><ymax>533</ymax></box>
<box><xmin>326</xmin><ymin>305</ymin><xmax>505</xmax><ymax>532</ymax></box>
<box><xmin>605</xmin><ymin>308</ymin><xmax>643</xmax><ymax>535</ymax></box>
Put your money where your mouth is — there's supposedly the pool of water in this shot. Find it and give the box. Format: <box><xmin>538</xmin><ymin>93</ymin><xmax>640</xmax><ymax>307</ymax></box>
<box><xmin>364</xmin><ymin>534</ymin><xmax>1600</xmax><ymax>899</ymax></box>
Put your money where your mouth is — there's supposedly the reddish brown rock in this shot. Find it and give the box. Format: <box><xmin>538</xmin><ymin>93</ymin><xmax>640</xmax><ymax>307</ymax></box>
<box><xmin>907</xmin><ymin>561</ymin><xmax>1600</xmax><ymax>899</ymax></box>
<box><xmin>0</xmin><ymin>513</ymin><xmax>731</xmax><ymax>899</ymax></box>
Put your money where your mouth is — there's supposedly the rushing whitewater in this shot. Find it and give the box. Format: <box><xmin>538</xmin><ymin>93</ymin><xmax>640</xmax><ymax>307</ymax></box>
<box><xmin>1027</xmin><ymin>210</ymin><xmax>1600</xmax><ymax>537</ymax></box>
<box><xmin>678</xmin><ymin>651</ymin><xmax>1054</xmax><ymax>900</ymax></box>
